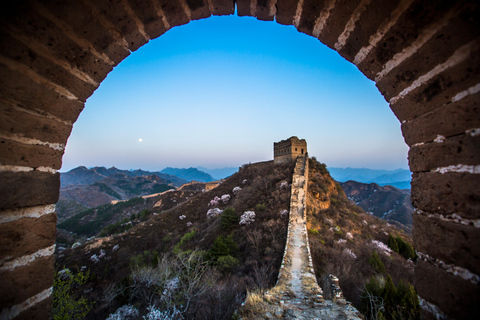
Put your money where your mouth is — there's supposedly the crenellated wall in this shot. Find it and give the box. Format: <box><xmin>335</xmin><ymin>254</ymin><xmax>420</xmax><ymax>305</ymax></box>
<box><xmin>0</xmin><ymin>1</ymin><xmax>479</xmax><ymax>318</ymax></box>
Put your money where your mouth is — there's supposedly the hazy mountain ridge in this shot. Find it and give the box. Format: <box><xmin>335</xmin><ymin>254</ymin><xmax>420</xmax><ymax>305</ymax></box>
<box><xmin>328</xmin><ymin>167</ymin><xmax>411</xmax><ymax>187</ymax></box>
<box><xmin>340</xmin><ymin>180</ymin><xmax>413</xmax><ymax>233</ymax></box>
<box><xmin>57</xmin><ymin>166</ymin><xmax>184</xmax><ymax>220</ymax></box>
<box><xmin>60</xmin><ymin>166</ymin><xmax>188</xmax><ymax>187</ymax></box>
<box><xmin>196</xmin><ymin>166</ymin><xmax>238</xmax><ymax>180</ymax></box>
<box><xmin>160</xmin><ymin>167</ymin><xmax>215</xmax><ymax>182</ymax></box>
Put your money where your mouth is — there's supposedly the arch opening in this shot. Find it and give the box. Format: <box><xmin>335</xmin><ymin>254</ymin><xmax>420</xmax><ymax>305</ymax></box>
<box><xmin>0</xmin><ymin>1</ymin><xmax>478</xmax><ymax>319</ymax></box>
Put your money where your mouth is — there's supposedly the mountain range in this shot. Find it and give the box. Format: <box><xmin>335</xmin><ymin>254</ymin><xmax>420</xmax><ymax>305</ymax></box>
<box><xmin>328</xmin><ymin>167</ymin><xmax>411</xmax><ymax>189</ymax></box>
<box><xmin>160</xmin><ymin>167</ymin><xmax>216</xmax><ymax>182</ymax></box>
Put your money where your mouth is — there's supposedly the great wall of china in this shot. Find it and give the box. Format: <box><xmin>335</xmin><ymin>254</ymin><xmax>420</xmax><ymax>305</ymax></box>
<box><xmin>247</xmin><ymin>155</ymin><xmax>362</xmax><ymax>319</ymax></box>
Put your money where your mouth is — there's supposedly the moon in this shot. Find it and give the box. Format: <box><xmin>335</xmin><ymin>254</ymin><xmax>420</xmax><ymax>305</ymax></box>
<box><xmin>138</xmin><ymin>138</ymin><xmax>143</xmax><ymax>142</ymax></box>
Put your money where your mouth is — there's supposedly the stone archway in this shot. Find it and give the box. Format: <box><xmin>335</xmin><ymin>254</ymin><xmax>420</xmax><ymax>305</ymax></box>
<box><xmin>0</xmin><ymin>0</ymin><xmax>478</xmax><ymax>319</ymax></box>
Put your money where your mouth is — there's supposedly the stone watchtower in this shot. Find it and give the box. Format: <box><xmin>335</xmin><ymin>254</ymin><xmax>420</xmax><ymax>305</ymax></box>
<box><xmin>274</xmin><ymin>136</ymin><xmax>307</xmax><ymax>164</ymax></box>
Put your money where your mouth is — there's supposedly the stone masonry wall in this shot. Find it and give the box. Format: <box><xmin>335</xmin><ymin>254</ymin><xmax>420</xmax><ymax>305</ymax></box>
<box><xmin>0</xmin><ymin>1</ymin><xmax>478</xmax><ymax>318</ymax></box>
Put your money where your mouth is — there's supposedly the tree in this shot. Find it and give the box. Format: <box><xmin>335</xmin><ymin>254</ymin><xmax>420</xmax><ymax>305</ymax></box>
<box><xmin>221</xmin><ymin>208</ymin><xmax>239</xmax><ymax>230</ymax></box>
<box><xmin>383</xmin><ymin>275</ymin><xmax>397</xmax><ymax>319</ymax></box>
<box><xmin>369</xmin><ymin>251</ymin><xmax>386</xmax><ymax>273</ymax></box>
<box><xmin>387</xmin><ymin>234</ymin><xmax>399</xmax><ymax>253</ymax></box>
<box><xmin>53</xmin><ymin>269</ymin><xmax>94</xmax><ymax>320</ymax></box>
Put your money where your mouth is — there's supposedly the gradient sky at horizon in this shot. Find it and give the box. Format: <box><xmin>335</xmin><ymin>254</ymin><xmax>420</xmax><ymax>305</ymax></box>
<box><xmin>61</xmin><ymin>14</ymin><xmax>410</xmax><ymax>173</ymax></box>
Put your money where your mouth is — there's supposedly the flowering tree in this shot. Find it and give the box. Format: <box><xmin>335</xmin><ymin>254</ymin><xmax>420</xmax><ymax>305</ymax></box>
<box><xmin>209</xmin><ymin>196</ymin><xmax>221</xmax><ymax>207</ymax></box>
<box><xmin>239</xmin><ymin>211</ymin><xmax>255</xmax><ymax>225</ymax></box>
<box><xmin>280</xmin><ymin>210</ymin><xmax>289</xmax><ymax>217</ymax></box>
<box><xmin>179</xmin><ymin>215</ymin><xmax>186</xmax><ymax>220</ymax></box>
<box><xmin>371</xmin><ymin>240</ymin><xmax>392</xmax><ymax>256</ymax></box>
<box><xmin>232</xmin><ymin>187</ymin><xmax>242</xmax><ymax>195</ymax></box>
<box><xmin>207</xmin><ymin>208</ymin><xmax>223</xmax><ymax>219</ymax></box>
<box><xmin>221</xmin><ymin>194</ymin><xmax>231</xmax><ymax>203</ymax></box>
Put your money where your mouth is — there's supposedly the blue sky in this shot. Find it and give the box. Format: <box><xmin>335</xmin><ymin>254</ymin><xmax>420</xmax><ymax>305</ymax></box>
<box><xmin>61</xmin><ymin>14</ymin><xmax>409</xmax><ymax>172</ymax></box>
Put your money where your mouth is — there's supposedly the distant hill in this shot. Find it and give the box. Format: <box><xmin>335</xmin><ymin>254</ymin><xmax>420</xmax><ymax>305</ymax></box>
<box><xmin>60</xmin><ymin>166</ymin><xmax>188</xmax><ymax>187</ymax></box>
<box><xmin>57</xmin><ymin>166</ymin><xmax>185</xmax><ymax>221</ymax></box>
<box><xmin>328</xmin><ymin>167</ymin><xmax>411</xmax><ymax>187</ymax></box>
<box><xmin>196</xmin><ymin>166</ymin><xmax>238</xmax><ymax>180</ymax></box>
<box><xmin>160</xmin><ymin>167</ymin><xmax>215</xmax><ymax>182</ymax></box>
<box><xmin>340</xmin><ymin>180</ymin><xmax>414</xmax><ymax>233</ymax></box>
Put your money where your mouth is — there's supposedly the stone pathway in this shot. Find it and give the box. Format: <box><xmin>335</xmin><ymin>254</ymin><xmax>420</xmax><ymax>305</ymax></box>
<box><xmin>241</xmin><ymin>156</ymin><xmax>362</xmax><ymax>319</ymax></box>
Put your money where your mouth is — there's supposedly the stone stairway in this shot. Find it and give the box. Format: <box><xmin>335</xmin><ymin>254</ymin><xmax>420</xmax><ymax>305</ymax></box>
<box><xmin>241</xmin><ymin>156</ymin><xmax>362</xmax><ymax>319</ymax></box>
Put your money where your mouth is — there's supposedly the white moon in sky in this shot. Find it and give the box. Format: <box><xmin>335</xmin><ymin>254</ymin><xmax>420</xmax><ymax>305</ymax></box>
<box><xmin>139</xmin><ymin>138</ymin><xmax>143</xmax><ymax>142</ymax></box>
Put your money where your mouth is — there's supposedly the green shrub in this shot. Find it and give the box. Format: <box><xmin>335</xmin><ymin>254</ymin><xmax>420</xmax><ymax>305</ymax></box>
<box><xmin>221</xmin><ymin>208</ymin><xmax>239</xmax><ymax>230</ymax></box>
<box><xmin>308</xmin><ymin>228</ymin><xmax>319</xmax><ymax>236</ymax></box>
<box><xmin>369</xmin><ymin>251</ymin><xmax>386</xmax><ymax>273</ymax></box>
<box><xmin>53</xmin><ymin>269</ymin><xmax>94</xmax><ymax>320</ymax></box>
<box><xmin>396</xmin><ymin>236</ymin><xmax>416</xmax><ymax>260</ymax></box>
<box><xmin>174</xmin><ymin>229</ymin><xmax>196</xmax><ymax>254</ymax></box>
<box><xmin>209</xmin><ymin>235</ymin><xmax>239</xmax><ymax>261</ymax></box>
<box><xmin>388</xmin><ymin>234</ymin><xmax>399</xmax><ymax>253</ymax></box>
<box><xmin>216</xmin><ymin>255</ymin><xmax>239</xmax><ymax>274</ymax></box>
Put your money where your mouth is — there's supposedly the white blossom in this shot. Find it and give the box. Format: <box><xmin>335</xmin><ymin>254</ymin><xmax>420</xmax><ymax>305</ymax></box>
<box><xmin>242</xmin><ymin>179</ymin><xmax>248</xmax><ymax>184</ymax></box>
<box><xmin>371</xmin><ymin>240</ymin><xmax>392</xmax><ymax>256</ymax></box>
<box><xmin>239</xmin><ymin>211</ymin><xmax>255</xmax><ymax>225</ymax></box>
<box><xmin>187</xmin><ymin>222</ymin><xmax>192</xmax><ymax>227</ymax></box>
<box><xmin>207</xmin><ymin>208</ymin><xmax>223</xmax><ymax>219</ymax></box>
<box><xmin>179</xmin><ymin>215</ymin><xmax>186</xmax><ymax>220</ymax></box>
<box><xmin>143</xmin><ymin>305</ymin><xmax>181</xmax><ymax>320</ymax></box>
<box><xmin>280</xmin><ymin>210</ymin><xmax>289</xmax><ymax>217</ymax></box>
<box><xmin>233</xmin><ymin>186</ymin><xmax>242</xmax><ymax>195</ymax></box>
<box><xmin>337</xmin><ymin>239</ymin><xmax>347</xmax><ymax>244</ymax></box>
<box><xmin>71</xmin><ymin>242</ymin><xmax>81</xmax><ymax>249</ymax></box>
<box><xmin>112</xmin><ymin>245</ymin><xmax>119</xmax><ymax>252</ymax></box>
<box><xmin>90</xmin><ymin>254</ymin><xmax>99</xmax><ymax>263</ymax></box>
<box><xmin>344</xmin><ymin>248</ymin><xmax>357</xmax><ymax>259</ymax></box>
<box><xmin>98</xmin><ymin>249</ymin><xmax>106</xmax><ymax>259</ymax></box>
<box><xmin>346</xmin><ymin>232</ymin><xmax>353</xmax><ymax>240</ymax></box>
<box><xmin>221</xmin><ymin>194</ymin><xmax>231</xmax><ymax>203</ymax></box>
<box><xmin>106</xmin><ymin>305</ymin><xmax>139</xmax><ymax>320</ymax></box>
<box><xmin>209</xmin><ymin>196</ymin><xmax>221</xmax><ymax>206</ymax></box>
<box><xmin>279</xmin><ymin>181</ymin><xmax>289</xmax><ymax>189</ymax></box>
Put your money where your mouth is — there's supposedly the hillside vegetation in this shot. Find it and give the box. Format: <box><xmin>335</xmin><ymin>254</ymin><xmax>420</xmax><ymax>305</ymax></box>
<box><xmin>307</xmin><ymin>158</ymin><xmax>418</xmax><ymax>319</ymax></box>
<box><xmin>55</xmin><ymin>159</ymin><xmax>417</xmax><ymax>320</ymax></box>
<box><xmin>55</xmin><ymin>161</ymin><xmax>294</xmax><ymax>319</ymax></box>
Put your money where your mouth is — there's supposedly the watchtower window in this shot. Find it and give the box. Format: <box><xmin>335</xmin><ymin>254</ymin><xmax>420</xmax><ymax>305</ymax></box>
<box><xmin>301</xmin><ymin>149</ymin><xmax>304</xmax><ymax>154</ymax></box>
<box><xmin>295</xmin><ymin>148</ymin><xmax>297</xmax><ymax>151</ymax></box>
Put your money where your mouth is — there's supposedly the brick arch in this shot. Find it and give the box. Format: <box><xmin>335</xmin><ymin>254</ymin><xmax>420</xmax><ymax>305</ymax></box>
<box><xmin>0</xmin><ymin>0</ymin><xmax>478</xmax><ymax>319</ymax></box>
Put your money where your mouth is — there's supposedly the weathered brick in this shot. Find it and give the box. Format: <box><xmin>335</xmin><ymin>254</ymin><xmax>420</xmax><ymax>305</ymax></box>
<box><xmin>376</xmin><ymin>2</ymin><xmax>480</xmax><ymax>101</ymax></box>
<box><xmin>184</xmin><ymin>0</ymin><xmax>211</xmax><ymax>20</ymax></box>
<box><xmin>0</xmin><ymin>255</ymin><xmax>54</xmax><ymax>310</ymax></box>
<box><xmin>314</xmin><ymin>0</ymin><xmax>363</xmax><ymax>49</ymax></box>
<box><xmin>275</xmin><ymin>0</ymin><xmax>300</xmax><ymax>25</ymax></box>
<box><xmin>296</xmin><ymin>0</ymin><xmax>329</xmax><ymax>36</ymax></box>
<box><xmin>389</xmin><ymin>50</ymin><xmax>480</xmax><ymax>122</ymax></box>
<box><xmin>125</xmin><ymin>0</ymin><xmax>168</xmax><ymax>40</ymax></box>
<box><xmin>0</xmin><ymin>4</ymin><xmax>115</xmax><ymax>83</ymax></box>
<box><xmin>256</xmin><ymin>0</ymin><xmax>275</xmax><ymax>21</ymax></box>
<box><xmin>157</xmin><ymin>0</ymin><xmax>191</xmax><ymax>28</ymax></box>
<box><xmin>81</xmin><ymin>0</ymin><xmax>149</xmax><ymax>52</ymax></box>
<box><xmin>0</xmin><ymin>213</ymin><xmax>56</xmax><ymax>261</ymax></box>
<box><xmin>415</xmin><ymin>260</ymin><xmax>480</xmax><ymax>320</ymax></box>
<box><xmin>402</xmin><ymin>92</ymin><xmax>480</xmax><ymax>146</ymax></box>
<box><xmin>408</xmin><ymin>134</ymin><xmax>480</xmax><ymax>172</ymax></box>
<box><xmin>357</xmin><ymin>0</ymin><xmax>455</xmax><ymax>80</ymax></box>
<box><xmin>237</xmin><ymin>0</ymin><xmax>252</xmax><ymax>17</ymax></box>
<box><xmin>0</xmin><ymin>33</ymin><xmax>97</xmax><ymax>102</ymax></box>
<box><xmin>0</xmin><ymin>64</ymin><xmax>85</xmax><ymax>123</ymax></box>
<box><xmin>0</xmin><ymin>102</ymin><xmax>73</xmax><ymax>145</ymax></box>
<box><xmin>413</xmin><ymin>213</ymin><xmax>480</xmax><ymax>275</ymax></box>
<box><xmin>210</xmin><ymin>0</ymin><xmax>235</xmax><ymax>16</ymax></box>
<box><xmin>0</xmin><ymin>139</ymin><xmax>63</xmax><ymax>170</ymax></box>
<box><xmin>411</xmin><ymin>172</ymin><xmax>480</xmax><ymax>219</ymax></box>
<box><xmin>337</xmin><ymin>0</ymin><xmax>401</xmax><ymax>64</ymax></box>
<box><xmin>14</xmin><ymin>295</ymin><xmax>53</xmax><ymax>320</ymax></box>
<box><xmin>0</xmin><ymin>171</ymin><xmax>60</xmax><ymax>210</ymax></box>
